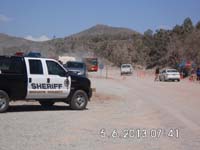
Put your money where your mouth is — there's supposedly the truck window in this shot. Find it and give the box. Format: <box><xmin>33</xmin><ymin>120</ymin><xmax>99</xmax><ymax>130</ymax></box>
<box><xmin>29</xmin><ymin>60</ymin><xmax>43</xmax><ymax>74</ymax></box>
<box><xmin>0</xmin><ymin>57</ymin><xmax>24</xmax><ymax>74</ymax></box>
<box><xmin>46</xmin><ymin>60</ymin><xmax>66</xmax><ymax>77</ymax></box>
<box><xmin>10</xmin><ymin>58</ymin><xmax>25</xmax><ymax>74</ymax></box>
<box><xmin>0</xmin><ymin>58</ymin><xmax>10</xmax><ymax>71</ymax></box>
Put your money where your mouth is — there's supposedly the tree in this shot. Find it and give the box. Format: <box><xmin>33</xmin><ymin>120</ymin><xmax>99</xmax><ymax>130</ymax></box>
<box><xmin>172</xmin><ymin>25</ymin><xmax>184</xmax><ymax>35</ymax></box>
<box><xmin>144</xmin><ymin>29</ymin><xmax>153</xmax><ymax>37</ymax></box>
<box><xmin>147</xmin><ymin>29</ymin><xmax>171</xmax><ymax>67</ymax></box>
<box><xmin>182</xmin><ymin>17</ymin><xmax>194</xmax><ymax>33</ymax></box>
<box><xmin>196</xmin><ymin>21</ymin><xmax>200</xmax><ymax>30</ymax></box>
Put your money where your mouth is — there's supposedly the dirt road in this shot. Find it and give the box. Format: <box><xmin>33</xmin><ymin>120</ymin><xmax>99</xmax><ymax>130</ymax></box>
<box><xmin>0</xmin><ymin>69</ymin><xmax>200</xmax><ymax>150</ymax></box>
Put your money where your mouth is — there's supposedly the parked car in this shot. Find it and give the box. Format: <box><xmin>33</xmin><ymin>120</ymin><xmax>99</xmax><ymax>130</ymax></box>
<box><xmin>159</xmin><ymin>69</ymin><xmax>180</xmax><ymax>82</ymax></box>
<box><xmin>120</xmin><ymin>64</ymin><xmax>133</xmax><ymax>75</ymax></box>
<box><xmin>64</xmin><ymin>61</ymin><xmax>87</xmax><ymax>77</ymax></box>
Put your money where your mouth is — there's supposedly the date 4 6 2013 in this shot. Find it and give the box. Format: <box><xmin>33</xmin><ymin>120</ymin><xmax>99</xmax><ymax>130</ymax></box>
<box><xmin>99</xmin><ymin>128</ymin><xmax>180</xmax><ymax>139</ymax></box>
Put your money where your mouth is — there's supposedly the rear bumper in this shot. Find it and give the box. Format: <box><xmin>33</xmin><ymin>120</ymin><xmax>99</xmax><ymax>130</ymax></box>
<box><xmin>166</xmin><ymin>75</ymin><xmax>180</xmax><ymax>80</ymax></box>
<box><xmin>121</xmin><ymin>71</ymin><xmax>132</xmax><ymax>74</ymax></box>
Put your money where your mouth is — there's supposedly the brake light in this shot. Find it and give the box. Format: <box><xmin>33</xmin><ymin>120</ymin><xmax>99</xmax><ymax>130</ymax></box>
<box><xmin>91</xmin><ymin>66</ymin><xmax>98</xmax><ymax>71</ymax></box>
<box><xmin>15</xmin><ymin>52</ymin><xmax>24</xmax><ymax>56</ymax></box>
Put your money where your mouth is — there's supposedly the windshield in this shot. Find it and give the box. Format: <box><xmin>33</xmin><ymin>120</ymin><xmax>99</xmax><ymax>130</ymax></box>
<box><xmin>122</xmin><ymin>64</ymin><xmax>131</xmax><ymax>68</ymax></box>
<box><xmin>87</xmin><ymin>59</ymin><xmax>98</xmax><ymax>66</ymax></box>
<box><xmin>167</xmin><ymin>69</ymin><xmax>178</xmax><ymax>73</ymax></box>
<box><xmin>67</xmin><ymin>62</ymin><xmax>84</xmax><ymax>68</ymax></box>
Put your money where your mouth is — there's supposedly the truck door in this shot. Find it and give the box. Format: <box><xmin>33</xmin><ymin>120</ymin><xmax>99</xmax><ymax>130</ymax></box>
<box><xmin>25</xmin><ymin>58</ymin><xmax>48</xmax><ymax>99</ymax></box>
<box><xmin>25</xmin><ymin>58</ymin><xmax>71</xmax><ymax>99</ymax></box>
<box><xmin>45</xmin><ymin>60</ymin><xmax>71</xmax><ymax>99</ymax></box>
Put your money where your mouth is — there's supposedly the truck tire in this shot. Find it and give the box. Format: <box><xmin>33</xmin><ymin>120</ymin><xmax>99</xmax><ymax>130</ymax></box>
<box><xmin>70</xmin><ymin>90</ymin><xmax>88</xmax><ymax>110</ymax></box>
<box><xmin>39</xmin><ymin>101</ymin><xmax>55</xmax><ymax>107</ymax></box>
<box><xmin>0</xmin><ymin>90</ymin><xmax>9</xmax><ymax>113</ymax></box>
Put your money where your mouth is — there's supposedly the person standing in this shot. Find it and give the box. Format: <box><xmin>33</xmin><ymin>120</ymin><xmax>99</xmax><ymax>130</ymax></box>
<box><xmin>196</xmin><ymin>67</ymin><xmax>200</xmax><ymax>81</ymax></box>
<box><xmin>190</xmin><ymin>69</ymin><xmax>195</xmax><ymax>81</ymax></box>
<box><xmin>155</xmin><ymin>67</ymin><xmax>160</xmax><ymax>81</ymax></box>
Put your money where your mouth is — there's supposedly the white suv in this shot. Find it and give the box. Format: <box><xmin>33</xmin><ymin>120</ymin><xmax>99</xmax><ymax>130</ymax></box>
<box><xmin>121</xmin><ymin>64</ymin><xmax>133</xmax><ymax>75</ymax></box>
<box><xmin>159</xmin><ymin>69</ymin><xmax>180</xmax><ymax>82</ymax></box>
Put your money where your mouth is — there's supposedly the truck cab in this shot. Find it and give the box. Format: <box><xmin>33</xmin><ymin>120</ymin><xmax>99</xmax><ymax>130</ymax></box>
<box><xmin>0</xmin><ymin>56</ymin><xmax>92</xmax><ymax>113</ymax></box>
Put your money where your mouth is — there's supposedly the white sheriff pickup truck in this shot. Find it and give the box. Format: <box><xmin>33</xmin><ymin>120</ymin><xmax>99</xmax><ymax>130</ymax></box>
<box><xmin>0</xmin><ymin>56</ymin><xmax>92</xmax><ymax>113</ymax></box>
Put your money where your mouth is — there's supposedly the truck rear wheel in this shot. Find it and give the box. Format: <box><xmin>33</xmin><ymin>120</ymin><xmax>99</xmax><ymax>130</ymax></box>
<box><xmin>70</xmin><ymin>90</ymin><xmax>88</xmax><ymax>110</ymax></box>
<box><xmin>0</xmin><ymin>90</ymin><xmax>9</xmax><ymax>113</ymax></box>
<box><xmin>39</xmin><ymin>101</ymin><xmax>55</xmax><ymax>107</ymax></box>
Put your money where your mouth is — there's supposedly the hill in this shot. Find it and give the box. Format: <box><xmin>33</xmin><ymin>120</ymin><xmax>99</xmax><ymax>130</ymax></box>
<box><xmin>1</xmin><ymin>19</ymin><xmax>200</xmax><ymax>68</ymax></box>
<box><xmin>70</xmin><ymin>24</ymin><xmax>139</xmax><ymax>37</ymax></box>
<box><xmin>51</xmin><ymin>24</ymin><xmax>144</xmax><ymax>65</ymax></box>
<box><xmin>0</xmin><ymin>33</ymin><xmax>55</xmax><ymax>57</ymax></box>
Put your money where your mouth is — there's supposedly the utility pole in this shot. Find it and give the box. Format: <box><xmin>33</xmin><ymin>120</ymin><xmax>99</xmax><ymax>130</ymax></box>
<box><xmin>106</xmin><ymin>64</ymin><xmax>108</xmax><ymax>79</ymax></box>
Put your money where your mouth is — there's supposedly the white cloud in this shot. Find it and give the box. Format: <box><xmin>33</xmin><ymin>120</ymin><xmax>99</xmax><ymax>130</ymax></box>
<box><xmin>25</xmin><ymin>35</ymin><xmax>50</xmax><ymax>42</ymax></box>
<box><xmin>0</xmin><ymin>14</ymin><xmax>11</xmax><ymax>23</ymax></box>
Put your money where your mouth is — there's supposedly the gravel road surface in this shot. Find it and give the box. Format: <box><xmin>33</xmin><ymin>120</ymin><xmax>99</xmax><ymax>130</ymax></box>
<box><xmin>0</xmin><ymin>69</ymin><xmax>200</xmax><ymax>150</ymax></box>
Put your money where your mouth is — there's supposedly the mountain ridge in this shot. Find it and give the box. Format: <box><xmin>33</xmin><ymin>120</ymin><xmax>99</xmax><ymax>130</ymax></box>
<box><xmin>68</xmin><ymin>24</ymin><xmax>140</xmax><ymax>38</ymax></box>
<box><xmin>1</xmin><ymin>18</ymin><xmax>200</xmax><ymax>68</ymax></box>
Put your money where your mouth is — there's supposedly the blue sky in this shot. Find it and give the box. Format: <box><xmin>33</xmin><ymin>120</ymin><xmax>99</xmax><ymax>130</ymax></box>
<box><xmin>0</xmin><ymin>0</ymin><xmax>200</xmax><ymax>41</ymax></box>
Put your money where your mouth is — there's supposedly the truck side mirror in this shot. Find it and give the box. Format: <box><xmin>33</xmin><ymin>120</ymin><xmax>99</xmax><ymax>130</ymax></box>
<box><xmin>65</xmin><ymin>71</ymin><xmax>70</xmax><ymax>77</ymax></box>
